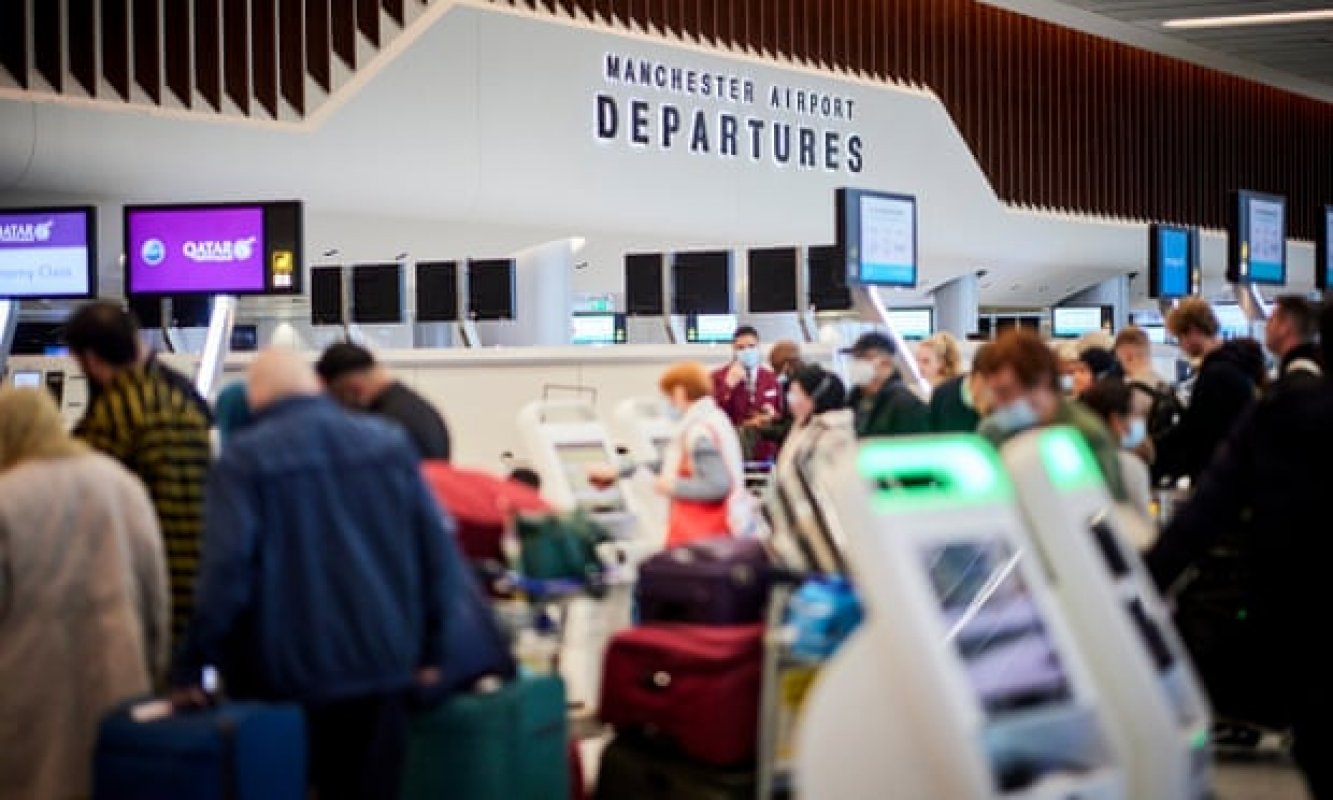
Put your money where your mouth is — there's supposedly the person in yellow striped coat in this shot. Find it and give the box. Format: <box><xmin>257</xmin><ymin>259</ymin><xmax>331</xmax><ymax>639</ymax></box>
<box><xmin>66</xmin><ymin>301</ymin><xmax>212</xmax><ymax>646</ymax></box>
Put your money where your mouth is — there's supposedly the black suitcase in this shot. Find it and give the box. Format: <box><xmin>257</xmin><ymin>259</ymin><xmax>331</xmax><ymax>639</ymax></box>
<box><xmin>594</xmin><ymin>734</ymin><xmax>756</xmax><ymax>800</ymax></box>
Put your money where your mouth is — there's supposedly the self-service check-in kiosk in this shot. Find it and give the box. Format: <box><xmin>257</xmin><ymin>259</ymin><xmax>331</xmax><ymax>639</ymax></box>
<box><xmin>1003</xmin><ymin>427</ymin><xmax>1212</xmax><ymax>799</ymax></box>
<box><xmin>516</xmin><ymin>399</ymin><xmax>642</xmax><ymax>711</ymax></box>
<box><xmin>798</xmin><ymin>435</ymin><xmax>1125</xmax><ymax>799</ymax></box>
<box><xmin>6</xmin><ymin>355</ymin><xmax>91</xmax><ymax>429</ymax></box>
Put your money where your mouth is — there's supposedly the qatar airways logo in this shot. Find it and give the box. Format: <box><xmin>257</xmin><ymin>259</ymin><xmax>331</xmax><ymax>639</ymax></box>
<box><xmin>0</xmin><ymin>220</ymin><xmax>54</xmax><ymax>244</ymax></box>
<box><xmin>142</xmin><ymin>236</ymin><xmax>258</xmax><ymax>266</ymax></box>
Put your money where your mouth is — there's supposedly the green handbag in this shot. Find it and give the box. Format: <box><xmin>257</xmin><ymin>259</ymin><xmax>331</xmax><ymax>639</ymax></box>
<box><xmin>513</xmin><ymin>511</ymin><xmax>613</xmax><ymax>594</ymax></box>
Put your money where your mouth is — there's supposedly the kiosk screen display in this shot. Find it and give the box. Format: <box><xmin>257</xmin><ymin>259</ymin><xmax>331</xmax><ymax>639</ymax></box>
<box><xmin>125</xmin><ymin>201</ymin><xmax>302</xmax><ymax>295</ymax></box>
<box><xmin>1228</xmin><ymin>191</ymin><xmax>1287</xmax><ymax>286</ymax></box>
<box><xmin>885</xmin><ymin>308</ymin><xmax>933</xmax><ymax>340</ymax></box>
<box><xmin>746</xmin><ymin>247</ymin><xmax>799</xmax><ymax>313</ymax></box>
<box><xmin>555</xmin><ymin>441</ymin><xmax>626</xmax><ymax>513</ymax></box>
<box><xmin>923</xmin><ymin>539</ymin><xmax>1073</xmax><ymax>715</ymax></box>
<box><xmin>571</xmin><ymin>312</ymin><xmax>626</xmax><ymax>345</ymax></box>
<box><xmin>0</xmin><ymin>207</ymin><xmax>96</xmax><ymax>300</ymax></box>
<box><xmin>686</xmin><ymin>313</ymin><xmax>737</xmax><ymax>343</ymax></box>
<box><xmin>11</xmin><ymin>370</ymin><xmax>41</xmax><ymax>388</ymax></box>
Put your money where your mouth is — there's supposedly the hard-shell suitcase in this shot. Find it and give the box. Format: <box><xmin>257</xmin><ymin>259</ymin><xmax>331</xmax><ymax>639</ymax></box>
<box><xmin>599</xmin><ymin>624</ymin><xmax>764</xmax><ymax>767</ymax></box>
<box><xmin>594</xmin><ymin>734</ymin><xmax>756</xmax><ymax>800</ymax></box>
<box><xmin>635</xmin><ymin>538</ymin><xmax>771</xmax><ymax>625</ymax></box>
<box><xmin>401</xmin><ymin>674</ymin><xmax>570</xmax><ymax>800</ymax></box>
<box><xmin>93</xmin><ymin>700</ymin><xmax>306</xmax><ymax>800</ymax></box>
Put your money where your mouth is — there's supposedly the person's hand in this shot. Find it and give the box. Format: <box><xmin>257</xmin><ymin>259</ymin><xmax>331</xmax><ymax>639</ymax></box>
<box><xmin>725</xmin><ymin>361</ymin><xmax>746</xmax><ymax>389</ymax></box>
<box><xmin>586</xmin><ymin>464</ymin><xmax>618</xmax><ymax>488</ymax></box>
<box><xmin>743</xmin><ymin>410</ymin><xmax>775</xmax><ymax>429</ymax></box>
<box><xmin>169</xmin><ymin>686</ymin><xmax>210</xmax><ymax>710</ymax></box>
<box><xmin>654</xmin><ymin>474</ymin><xmax>674</xmax><ymax>496</ymax></box>
<box><xmin>416</xmin><ymin>667</ymin><xmax>442</xmax><ymax>688</ymax></box>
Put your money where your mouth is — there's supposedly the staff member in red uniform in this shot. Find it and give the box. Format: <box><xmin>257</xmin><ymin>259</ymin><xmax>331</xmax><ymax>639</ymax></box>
<box><xmin>711</xmin><ymin>325</ymin><xmax>782</xmax><ymax>463</ymax></box>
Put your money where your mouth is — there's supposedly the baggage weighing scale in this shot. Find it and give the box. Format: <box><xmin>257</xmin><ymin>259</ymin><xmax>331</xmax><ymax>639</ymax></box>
<box><xmin>1002</xmin><ymin>427</ymin><xmax>1212</xmax><ymax>799</ymax></box>
<box><xmin>799</xmin><ymin>435</ymin><xmax>1126</xmax><ymax>799</ymax></box>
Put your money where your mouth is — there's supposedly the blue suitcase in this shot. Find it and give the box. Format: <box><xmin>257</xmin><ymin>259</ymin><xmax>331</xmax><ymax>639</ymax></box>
<box><xmin>93</xmin><ymin>700</ymin><xmax>306</xmax><ymax>800</ymax></box>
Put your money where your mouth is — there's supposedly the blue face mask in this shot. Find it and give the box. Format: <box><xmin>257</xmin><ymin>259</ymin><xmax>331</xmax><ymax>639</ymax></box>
<box><xmin>662</xmin><ymin>397</ymin><xmax>683</xmax><ymax>422</ymax></box>
<box><xmin>737</xmin><ymin>347</ymin><xmax>761</xmax><ymax>371</ymax></box>
<box><xmin>1121</xmin><ymin>417</ymin><xmax>1147</xmax><ymax>449</ymax></box>
<box><xmin>988</xmin><ymin>398</ymin><xmax>1038</xmax><ymax>435</ymax></box>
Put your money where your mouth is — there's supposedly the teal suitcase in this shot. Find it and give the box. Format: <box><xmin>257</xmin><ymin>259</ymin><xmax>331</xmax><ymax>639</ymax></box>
<box><xmin>402</xmin><ymin>674</ymin><xmax>570</xmax><ymax>800</ymax></box>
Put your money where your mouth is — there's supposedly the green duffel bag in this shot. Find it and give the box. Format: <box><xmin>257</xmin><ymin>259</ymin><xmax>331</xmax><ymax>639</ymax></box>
<box><xmin>514</xmin><ymin>511</ymin><xmax>613</xmax><ymax>593</ymax></box>
<box><xmin>401</xmin><ymin>674</ymin><xmax>570</xmax><ymax>800</ymax></box>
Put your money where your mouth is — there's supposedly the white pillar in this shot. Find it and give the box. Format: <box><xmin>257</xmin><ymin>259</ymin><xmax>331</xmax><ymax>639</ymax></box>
<box><xmin>932</xmin><ymin>274</ymin><xmax>979</xmax><ymax>337</ymax></box>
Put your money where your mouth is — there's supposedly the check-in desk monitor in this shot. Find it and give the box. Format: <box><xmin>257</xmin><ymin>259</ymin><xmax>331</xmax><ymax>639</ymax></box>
<box><xmin>1003</xmin><ymin>428</ymin><xmax>1211</xmax><ymax>799</ymax></box>
<box><xmin>797</xmin><ymin>435</ymin><xmax>1124</xmax><ymax>800</ymax></box>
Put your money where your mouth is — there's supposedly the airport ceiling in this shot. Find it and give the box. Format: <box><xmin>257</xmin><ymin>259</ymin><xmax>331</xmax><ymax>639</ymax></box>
<box><xmin>1050</xmin><ymin>0</ymin><xmax>1333</xmax><ymax>91</ymax></box>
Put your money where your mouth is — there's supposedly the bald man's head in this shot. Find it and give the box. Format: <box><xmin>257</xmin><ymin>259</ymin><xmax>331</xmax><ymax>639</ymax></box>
<box><xmin>247</xmin><ymin>347</ymin><xmax>321</xmax><ymax>412</ymax></box>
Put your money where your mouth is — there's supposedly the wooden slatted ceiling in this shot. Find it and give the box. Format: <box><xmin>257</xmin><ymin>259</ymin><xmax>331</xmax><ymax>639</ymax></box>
<box><xmin>165</xmin><ymin>1</ymin><xmax>192</xmax><ymax>106</ymax></box>
<box><xmin>195</xmin><ymin>0</ymin><xmax>222</xmax><ymax>110</ymax></box>
<box><xmin>486</xmin><ymin>0</ymin><xmax>1333</xmax><ymax>240</ymax></box>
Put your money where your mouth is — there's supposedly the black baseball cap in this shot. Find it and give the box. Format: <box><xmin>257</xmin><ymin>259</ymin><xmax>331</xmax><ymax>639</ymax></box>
<box><xmin>842</xmin><ymin>331</ymin><xmax>897</xmax><ymax>357</ymax></box>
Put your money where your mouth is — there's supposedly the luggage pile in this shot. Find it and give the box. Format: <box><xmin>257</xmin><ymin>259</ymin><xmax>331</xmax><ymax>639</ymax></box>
<box><xmin>596</xmin><ymin>538</ymin><xmax>773</xmax><ymax>798</ymax></box>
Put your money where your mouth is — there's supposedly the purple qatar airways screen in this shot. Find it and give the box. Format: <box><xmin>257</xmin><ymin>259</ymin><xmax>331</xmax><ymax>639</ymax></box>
<box><xmin>127</xmin><ymin>206</ymin><xmax>266</xmax><ymax>293</ymax></box>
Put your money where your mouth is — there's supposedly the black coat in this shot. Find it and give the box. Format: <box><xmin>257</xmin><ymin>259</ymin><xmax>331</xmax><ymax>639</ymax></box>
<box><xmin>1154</xmin><ymin>341</ymin><xmax>1259</xmax><ymax>481</ymax></box>
<box><xmin>848</xmin><ymin>376</ymin><xmax>930</xmax><ymax>438</ymax></box>
<box><xmin>1147</xmin><ymin>380</ymin><xmax>1333</xmax><ymax>649</ymax></box>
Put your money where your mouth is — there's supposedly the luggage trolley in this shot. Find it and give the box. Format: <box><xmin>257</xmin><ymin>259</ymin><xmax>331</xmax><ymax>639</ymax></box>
<box><xmin>756</xmin><ymin>448</ymin><xmax>862</xmax><ymax>799</ymax></box>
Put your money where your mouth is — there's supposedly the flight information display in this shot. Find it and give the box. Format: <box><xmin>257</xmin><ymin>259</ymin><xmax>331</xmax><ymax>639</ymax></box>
<box><xmin>1149</xmin><ymin>225</ymin><xmax>1194</xmax><ymax>299</ymax></box>
<box><xmin>838</xmin><ymin>188</ymin><xmax>918</xmax><ymax>288</ymax></box>
<box><xmin>1228</xmin><ymin>191</ymin><xmax>1287</xmax><ymax>286</ymax></box>
<box><xmin>0</xmin><ymin>207</ymin><xmax>96</xmax><ymax>299</ymax></box>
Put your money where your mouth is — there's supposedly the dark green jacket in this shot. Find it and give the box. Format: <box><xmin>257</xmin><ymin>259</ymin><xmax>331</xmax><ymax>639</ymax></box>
<box><xmin>849</xmin><ymin>375</ymin><xmax>931</xmax><ymax>438</ymax></box>
<box><xmin>929</xmin><ymin>375</ymin><xmax>980</xmax><ymax>434</ymax></box>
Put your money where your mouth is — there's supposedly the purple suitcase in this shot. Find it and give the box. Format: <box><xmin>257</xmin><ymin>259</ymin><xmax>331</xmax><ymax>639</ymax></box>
<box><xmin>635</xmin><ymin>538</ymin><xmax>772</xmax><ymax>625</ymax></box>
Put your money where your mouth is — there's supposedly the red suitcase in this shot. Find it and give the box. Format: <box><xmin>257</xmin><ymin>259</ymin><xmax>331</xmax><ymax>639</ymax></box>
<box><xmin>420</xmin><ymin>462</ymin><xmax>550</xmax><ymax>563</ymax></box>
<box><xmin>599</xmin><ymin>624</ymin><xmax>764</xmax><ymax>767</ymax></box>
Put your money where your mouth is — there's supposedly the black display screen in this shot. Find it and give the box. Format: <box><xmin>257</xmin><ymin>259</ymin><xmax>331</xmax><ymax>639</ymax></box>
<box><xmin>625</xmin><ymin>252</ymin><xmax>664</xmax><ymax>316</ymax></box>
<box><xmin>310</xmin><ymin>265</ymin><xmax>344</xmax><ymax>326</ymax></box>
<box><xmin>807</xmin><ymin>245</ymin><xmax>851</xmax><ymax>311</ymax></box>
<box><xmin>747</xmin><ymin>247</ymin><xmax>799</xmax><ymax>313</ymax></box>
<box><xmin>415</xmin><ymin>261</ymin><xmax>459</xmax><ymax>323</ymax></box>
<box><xmin>672</xmin><ymin>250</ymin><xmax>732</xmax><ymax>315</ymax></box>
<box><xmin>351</xmin><ymin>263</ymin><xmax>404</xmax><ymax>324</ymax></box>
<box><xmin>467</xmin><ymin>258</ymin><xmax>516</xmax><ymax>321</ymax></box>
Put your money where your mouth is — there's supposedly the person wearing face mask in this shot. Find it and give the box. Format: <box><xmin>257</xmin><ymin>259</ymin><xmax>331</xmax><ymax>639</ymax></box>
<box><xmin>775</xmin><ymin>365</ymin><xmax>854</xmax><ymax>478</ymax></box>
<box><xmin>1071</xmin><ymin>347</ymin><xmax>1115</xmax><ymax>398</ymax></box>
<box><xmin>976</xmin><ymin>330</ymin><xmax>1128</xmax><ymax>500</ymax></box>
<box><xmin>711</xmin><ymin>326</ymin><xmax>782</xmax><ymax>463</ymax></box>
<box><xmin>754</xmin><ymin>339</ymin><xmax>805</xmax><ymax>451</ymax></box>
<box><xmin>654</xmin><ymin>362</ymin><xmax>757</xmax><ymax>547</ymax></box>
<box><xmin>1079</xmin><ymin>378</ymin><xmax>1155</xmax><ymax>529</ymax></box>
<box><xmin>929</xmin><ymin>343</ymin><xmax>996</xmax><ymax>433</ymax></box>
<box><xmin>843</xmin><ymin>332</ymin><xmax>931</xmax><ymax>438</ymax></box>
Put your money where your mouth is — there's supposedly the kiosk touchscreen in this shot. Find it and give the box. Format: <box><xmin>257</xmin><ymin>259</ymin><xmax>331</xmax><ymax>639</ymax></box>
<box><xmin>1003</xmin><ymin>428</ymin><xmax>1212</xmax><ymax>799</ymax></box>
<box><xmin>798</xmin><ymin>435</ymin><xmax>1124</xmax><ymax>799</ymax></box>
<box><xmin>611</xmin><ymin>396</ymin><xmax>673</xmax><ymax>542</ymax></box>
<box><xmin>517</xmin><ymin>400</ymin><xmax>628</xmax><ymax>519</ymax></box>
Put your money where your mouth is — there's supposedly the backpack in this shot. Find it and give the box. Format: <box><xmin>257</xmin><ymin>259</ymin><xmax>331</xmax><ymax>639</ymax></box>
<box><xmin>1132</xmin><ymin>379</ymin><xmax>1185</xmax><ymax>440</ymax></box>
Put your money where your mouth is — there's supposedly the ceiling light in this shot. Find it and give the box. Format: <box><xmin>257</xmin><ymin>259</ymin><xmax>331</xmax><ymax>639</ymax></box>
<box><xmin>1163</xmin><ymin>9</ymin><xmax>1333</xmax><ymax>29</ymax></box>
